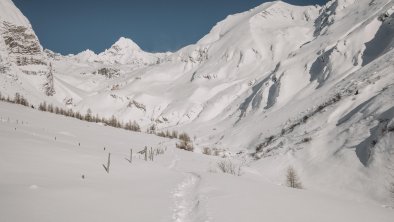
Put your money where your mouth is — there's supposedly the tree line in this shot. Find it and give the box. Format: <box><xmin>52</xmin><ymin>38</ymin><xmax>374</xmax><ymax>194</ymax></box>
<box><xmin>0</xmin><ymin>91</ymin><xmax>141</xmax><ymax>132</ymax></box>
<box><xmin>0</xmin><ymin>91</ymin><xmax>194</xmax><ymax>151</ymax></box>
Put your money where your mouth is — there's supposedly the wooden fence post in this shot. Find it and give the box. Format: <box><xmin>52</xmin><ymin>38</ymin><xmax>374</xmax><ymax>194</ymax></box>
<box><xmin>102</xmin><ymin>153</ymin><xmax>111</xmax><ymax>173</ymax></box>
<box><xmin>144</xmin><ymin>146</ymin><xmax>147</xmax><ymax>161</ymax></box>
<box><xmin>130</xmin><ymin>149</ymin><xmax>133</xmax><ymax>163</ymax></box>
<box><xmin>126</xmin><ymin>148</ymin><xmax>132</xmax><ymax>163</ymax></box>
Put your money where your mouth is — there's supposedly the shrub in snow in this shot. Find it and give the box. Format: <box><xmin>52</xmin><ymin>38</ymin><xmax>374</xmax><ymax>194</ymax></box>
<box><xmin>202</xmin><ymin>147</ymin><xmax>225</xmax><ymax>156</ymax></box>
<box><xmin>176</xmin><ymin>132</ymin><xmax>194</xmax><ymax>151</ymax></box>
<box><xmin>217</xmin><ymin>159</ymin><xmax>241</xmax><ymax>176</ymax></box>
<box><xmin>203</xmin><ymin>147</ymin><xmax>213</xmax><ymax>155</ymax></box>
<box><xmin>176</xmin><ymin>140</ymin><xmax>194</xmax><ymax>151</ymax></box>
<box><xmin>156</xmin><ymin>131</ymin><xmax>166</xmax><ymax>137</ymax></box>
<box><xmin>179</xmin><ymin>132</ymin><xmax>191</xmax><ymax>142</ymax></box>
<box><xmin>156</xmin><ymin>130</ymin><xmax>180</xmax><ymax>139</ymax></box>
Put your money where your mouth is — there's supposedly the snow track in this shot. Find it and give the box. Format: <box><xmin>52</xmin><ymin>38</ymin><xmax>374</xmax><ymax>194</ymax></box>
<box><xmin>172</xmin><ymin>173</ymin><xmax>209</xmax><ymax>222</ymax></box>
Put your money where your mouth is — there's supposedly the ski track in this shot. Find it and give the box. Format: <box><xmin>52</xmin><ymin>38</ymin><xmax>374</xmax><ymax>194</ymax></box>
<box><xmin>172</xmin><ymin>172</ymin><xmax>209</xmax><ymax>222</ymax></box>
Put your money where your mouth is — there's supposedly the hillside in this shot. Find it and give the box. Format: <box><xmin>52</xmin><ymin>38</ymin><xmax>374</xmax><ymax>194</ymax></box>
<box><xmin>1</xmin><ymin>101</ymin><xmax>394</xmax><ymax>222</ymax></box>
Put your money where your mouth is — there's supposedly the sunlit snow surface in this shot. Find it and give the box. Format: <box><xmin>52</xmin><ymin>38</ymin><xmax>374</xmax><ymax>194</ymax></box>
<box><xmin>0</xmin><ymin>102</ymin><xmax>394</xmax><ymax>222</ymax></box>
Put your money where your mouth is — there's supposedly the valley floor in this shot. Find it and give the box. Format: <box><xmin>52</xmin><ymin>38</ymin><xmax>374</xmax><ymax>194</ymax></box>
<box><xmin>0</xmin><ymin>102</ymin><xmax>393</xmax><ymax>222</ymax></box>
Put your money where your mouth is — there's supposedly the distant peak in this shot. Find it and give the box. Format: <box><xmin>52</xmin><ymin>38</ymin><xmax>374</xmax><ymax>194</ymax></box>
<box><xmin>112</xmin><ymin>37</ymin><xmax>141</xmax><ymax>51</ymax></box>
<box><xmin>75</xmin><ymin>49</ymin><xmax>97</xmax><ymax>58</ymax></box>
<box><xmin>82</xmin><ymin>49</ymin><xmax>96</xmax><ymax>55</ymax></box>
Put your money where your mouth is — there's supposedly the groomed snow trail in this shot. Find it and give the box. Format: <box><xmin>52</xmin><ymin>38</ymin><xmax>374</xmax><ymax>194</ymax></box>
<box><xmin>172</xmin><ymin>173</ymin><xmax>209</xmax><ymax>222</ymax></box>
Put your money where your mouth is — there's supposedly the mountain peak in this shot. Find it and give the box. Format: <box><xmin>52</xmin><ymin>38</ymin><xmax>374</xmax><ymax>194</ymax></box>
<box><xmin>111</xmin><ymin>37</ymin><xmax>141</xmax><ymax>51</ymax></box>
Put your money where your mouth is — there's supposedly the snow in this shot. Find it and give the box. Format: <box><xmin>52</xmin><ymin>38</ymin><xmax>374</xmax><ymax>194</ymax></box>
<box><xmin>73</xmin><ymin>49</ymin><xmax>98</xmax><ymax>63</ymax></box>
<box><xmin>112</xmin><ymin>36</ymin><xmax>141</xmax><ymax>51</ymax></box>
<box><xmin>0</xmin><ymin>102</ymin><xmax>181</xmax><ymax>222</ymax></box>
<box><xmin>1</xmin><ymin>101</ymin><xmax>394</xmax><ymax>222</ymax></box>
<box><xmin>1</xmin><ymin>0</ymin><xmax>394</xmax><ymax>218</ymax></box>
<box><xmin>0</xmin><ymin>0</ymin><xmax>31</xmax><ymax>27</ymax></box>
<box><xmin>202</xmin><ymin>174</ymin><xmax>394</xmax><ymax>222</ymax></box>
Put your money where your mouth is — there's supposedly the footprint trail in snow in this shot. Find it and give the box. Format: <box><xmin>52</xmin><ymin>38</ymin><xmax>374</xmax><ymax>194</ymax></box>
<box><xmin>172</xmin><ymin>173</ymin><xmax>209</xmax><ymax>222</ymax></box>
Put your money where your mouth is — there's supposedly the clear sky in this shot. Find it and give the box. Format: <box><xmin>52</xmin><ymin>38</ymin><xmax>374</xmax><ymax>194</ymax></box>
<box><xmin>13</xmin><ymin>0</ymin><xmax>326</xmax><ymax>54</ymax></box>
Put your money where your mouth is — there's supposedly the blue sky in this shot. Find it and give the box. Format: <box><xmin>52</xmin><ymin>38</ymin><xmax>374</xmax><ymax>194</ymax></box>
<box><xmin>13</xmin><ymin>0</ymin><xmax>326</xmax><ymax>54</ymax></box>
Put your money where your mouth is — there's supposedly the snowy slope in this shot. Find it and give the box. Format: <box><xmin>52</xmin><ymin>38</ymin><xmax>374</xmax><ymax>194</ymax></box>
<box><xmin>1</xmin><ymin>0</ymin><xmax>394</xmax><ymax>207</ymax></box>
<box><xmin>1</xmin><ymin>101</ymin><xmax>394</xmax><ymax>222</ymax></box>
<box><xmin>0</xmin><ymin>0</ymin><xmax>30</xmax><ymax>27</ymax></box>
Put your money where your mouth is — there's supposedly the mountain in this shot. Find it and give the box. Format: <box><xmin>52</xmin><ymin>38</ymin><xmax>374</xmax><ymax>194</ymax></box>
<box><xmin>73</xmin><ymin>37</ymin><xmax>169</xmax><ymax>65</ymax></box>
<box><xmin>0</xmin><ymin>0</ymin><xmax>54</xmax><ymax>97</ymax></box>
<box><xmin>0</xmin><ymin>0</ymin><xmax>394</xmax><ymax>204</ymax></box>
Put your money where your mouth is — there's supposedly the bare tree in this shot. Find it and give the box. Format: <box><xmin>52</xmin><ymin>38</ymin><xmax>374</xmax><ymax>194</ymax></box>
<box><xmin>84</xmin><ymin>108</ymin><xmax>92</xmax><ymax>122</ymax></box>
<box><xmin>286</xmin><ymin>166</ymin><xmax>302</xmax><ymax>189</ymax></box>
<box><xmin>147</xmin><ymin>124</ymin><xmax>156</xmax><ymax>134</ymax></box>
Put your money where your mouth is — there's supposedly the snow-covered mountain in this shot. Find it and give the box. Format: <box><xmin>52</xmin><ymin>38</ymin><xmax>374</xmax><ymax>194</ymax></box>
<box><xmin>1</xmin><ymin>0</ymin><xmax>394</xmax><ymax>205</ymax></box>
<box><xmin>73</xmin><ymin>37</ymin><xmax>169</xmax><ymax>65</ymax></box>
<box><xmin>0</xmin><ymin>0</ymin><xmax>55</xmax><ymax>97</ymax></box>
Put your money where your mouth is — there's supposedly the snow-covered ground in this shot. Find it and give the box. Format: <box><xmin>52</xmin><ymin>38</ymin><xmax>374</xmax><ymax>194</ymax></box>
<box><xmin>0</xmin><ymin>101</ymin><xmax>393</xmax><ymax>222</ymax></box>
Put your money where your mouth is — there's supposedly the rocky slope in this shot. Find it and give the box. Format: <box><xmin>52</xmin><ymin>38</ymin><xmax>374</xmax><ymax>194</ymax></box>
<box><xmin>0</xmin><ymin>0</ymin><xmax>55</xmax><ymax>97</ymax></box>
